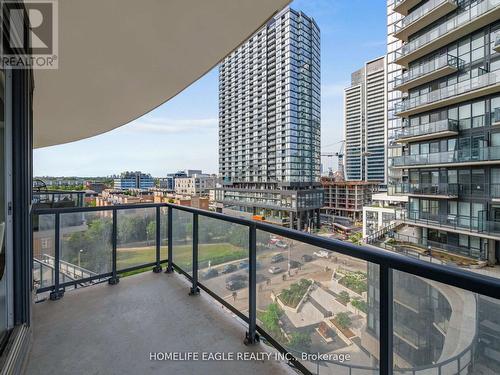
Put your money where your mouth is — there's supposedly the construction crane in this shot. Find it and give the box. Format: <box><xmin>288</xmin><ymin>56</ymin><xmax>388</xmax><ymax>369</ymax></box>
<box><xmin>321</xmin><ymin>140</ymin><xmax>345</xmax><ymax>180</ymax></box>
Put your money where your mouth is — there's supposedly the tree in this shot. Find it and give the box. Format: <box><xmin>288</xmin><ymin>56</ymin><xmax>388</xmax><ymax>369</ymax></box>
<box><xmin>334</xmin><ymin>312</ymin><xmax>352</xmax><ymax>330</ymax></box>
<box><xmin>288</xmin><ymin>332</ymin><xmax>311</xmax><ymax>352</ymax></box>
<box><xmin>146</xmin><ymin>221</ymin><xmax>156</xmax><ymax>242</ymax></box>
<box><xmin>349</xmin><ymin>232</ymin><xmax>363</xmax><ymax>245</ymax></box>
<box><xmin>338</xmin><ymin>291</ymin><xmax>350</xmax><ymax>305</ymax></box>
<box><xmin>260</xmin><ymin>303</ymin><xmax>282</xmax><ymax>336</ymax></box>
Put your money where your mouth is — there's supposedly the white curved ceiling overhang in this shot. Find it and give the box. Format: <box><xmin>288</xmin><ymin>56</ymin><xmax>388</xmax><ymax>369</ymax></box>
<box><xmin>33</xmin><ymin>0</ymin><xmax>290</xmax><ymax>148</ymax></box>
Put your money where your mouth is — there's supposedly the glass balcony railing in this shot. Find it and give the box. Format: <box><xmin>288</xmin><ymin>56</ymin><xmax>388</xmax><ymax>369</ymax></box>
<box><xmin>31</xmin><ymin>203</ymin><xmax>500</xmax><ymax>375</ymax></box>
<box><xmin>379</xmin><ymin>231</ymin><xmax>486</xmax><ymax>261</ymax></box>
<box><xmin>405</xmin><ymin>210</ymin><xmax>500</xmax><ymax>236</ymax></box>
<box><xmin>396</xmin><ymin>0</ymin><xmax>500</xmax><ymax>60</ymax></box>
<box><xmin>394</xmin><ymin>55</ymin><xmax>463</xmax><ymax>90</ymax></box>
<box><xmin>390</xmin><ymin>182</ymin><xmax>459</xmax><ymax>196</ymax></box>
<box><xmin>394</xmin><ymin>119</ymin><xmax>459</xmax><ymax>141</ymax></box>
<box><xmin>395</xmin><ymin>70</ymin><xmax>500</xmax><ymax>115</ymax></box>
<box><xmin>393</xmin><ymin>146</ymin><xmax>500</xmax><ymax>167</ymax></box>
<box><xmin>394</xmin><ymin>0</ymin><xmax>456</xmax><ymax>34</ymax></box>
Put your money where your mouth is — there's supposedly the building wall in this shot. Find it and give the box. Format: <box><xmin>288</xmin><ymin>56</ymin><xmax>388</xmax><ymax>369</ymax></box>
<box><xmin>344</xmin><ymin>57</ymin><xmax>387</xmax><ymax>183</ymax></box>
<box><xmin>219</xmin><ymin>7</ymin><xmax>321</xmax><ymax>186</ymax></box>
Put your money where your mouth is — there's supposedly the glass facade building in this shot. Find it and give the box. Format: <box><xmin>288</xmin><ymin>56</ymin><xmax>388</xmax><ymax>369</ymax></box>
<box><xmin>217</xmin><ymin>7</ymin><xmax>323</xmax><ymax>229</ymax></box>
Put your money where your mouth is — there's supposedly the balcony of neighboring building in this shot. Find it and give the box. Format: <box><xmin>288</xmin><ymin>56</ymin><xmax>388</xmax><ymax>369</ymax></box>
<box><xmin>393</xmin><ymin>146</ymin><xmax>500</xmax><ymax>168</ymax></box>
<box><xmin>393</xmin><ymin>0</ymin><xmax>458</xmax><ymax>42</ymax></box>
<box><xmin>393</xmin><ymin>0</ymin><xmax>423</xmax><ymax>16</ymax></box>
<box><xmin>394</xmin><ymin>0</ymin><xmax>500</xmax><ymax>67</ymax></box>
<box><xmin>394</xmin><ymin>118</ymin><xmax>459</xmax><ymax>143</ymax></box>
<box><xmin>395</xmin><ymin>69</ymin><xmax>500</xmax><ymax>117</ymax></box>
<box><xmin>394</xmin><ymin>54</ymin><xmax>464</xmax><ymax>93</ymax></box>
<box><xmin>402</xmin><ymin>210</ymin><xmax>500</xmax><ymax>239</ymax></box>
<box><xmin>390</xmin><ymin>182</ymin><xmax>459</xmax><ymax>198</ymax></box>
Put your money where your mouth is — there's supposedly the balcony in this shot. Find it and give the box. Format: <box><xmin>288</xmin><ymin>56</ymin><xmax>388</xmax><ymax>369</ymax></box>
<box><xmin>395</xmin><ymin>69</ymin><xmax>500</xmax><ymax>117</ymax></box>
<box><xmin>394</xmin><ymin>0</ymin><xmax>500</xmax><ymax>67</ymax></box>
<box><xmin>28</xmin><ymin>271</ymin><xmax>291</xmax><ymax>375</ymax></box>
<box><xmin>393</xmin><ymin>0</ymin><xmax>423</xmax><ymax>16</ymax></box>
<box><xmin>403</xmin><ymin>210</ymin><xmax>500</xmax><ymax>239</ymax></box>
<box><xmin>392</xmin><ymin>146</ymin><xmax>500</xmax><ymax>168</ymax></box>
<box><xmin>390</xmin><ymin>183</ymin><xmax>459</xmax><ymax>198</ymax></box>
<box><xmin>394</xmin><ymin>55</ymin><xmax>463</xmax><ymax>93</ymax></box>
<box><xmin>394</xmin><ymin>0</ymin><xmax>458</xmax><ymax>42</ymax></box>
<box><xmin>394</xmin><ymin>119</ymin><xmax>459</xmax><ymax>143</ymax></box>
<box><xmin>28</xmin><ymin>203</ymin><xmax>500</xmax><ymax>375</ymax></box>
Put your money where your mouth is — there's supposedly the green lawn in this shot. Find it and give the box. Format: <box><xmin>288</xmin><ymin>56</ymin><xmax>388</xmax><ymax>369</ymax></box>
<box><xmin>115</xmin><ymin>242</ymin><xmax>246</xmax><ymax>276</ymax></box>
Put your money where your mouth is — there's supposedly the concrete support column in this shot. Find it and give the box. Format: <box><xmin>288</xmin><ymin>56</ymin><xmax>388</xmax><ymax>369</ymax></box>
<box><xmin>297</xmin><ymin>213</ymin><xmax>302</xmax><ymax>231</ymax></box>
<box><xmin>316</xmin><ymin>209</ymin><xmax>321</xmax><ymax>228</ymax></box>
<box><xmin>289</xmin><ymin>212</ymin><xmax>295</xmax><ymax>229</ymax></box>
<box><xmin>488</xmin><ymin>239</ymin><xmax>496</xmax><ymax>266</ymax></box>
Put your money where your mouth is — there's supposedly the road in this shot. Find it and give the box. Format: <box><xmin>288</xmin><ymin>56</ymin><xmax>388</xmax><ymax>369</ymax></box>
<box><xmin>198</xmin><ymin>239</ymin><xmax>369</xmax><ymax>313</ymax></box>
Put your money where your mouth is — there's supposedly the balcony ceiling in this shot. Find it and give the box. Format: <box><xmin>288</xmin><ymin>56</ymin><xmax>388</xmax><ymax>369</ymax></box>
<box><xmin>33</xmin><ymin>0</ymin><xmax>290</xmax><ymax>148</ymax></box>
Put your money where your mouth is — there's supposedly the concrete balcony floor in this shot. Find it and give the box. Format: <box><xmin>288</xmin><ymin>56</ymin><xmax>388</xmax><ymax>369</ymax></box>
<box><xmin>26</xmin><ymin>272</ymin><xmax>294</xmax><ymax>375</ymax></box>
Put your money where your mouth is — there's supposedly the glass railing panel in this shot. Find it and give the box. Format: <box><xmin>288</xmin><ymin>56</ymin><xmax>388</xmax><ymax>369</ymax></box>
<box><xmin>116</xmin><ymin>207</ymin><xmax>157</xmax><ymax>271</ymax></box>
<box><xmin>171</xmin><ymin>208</ymin><xmax>193</xmax><ymax>276</ymax></box>
<box><xmin>396</xmin><ymin>0</ymin><xmax>451</xmax><ymax>31</ymax></box>
<box><xmin>392</xmin><ymin>271</ymin><xmax>499</xmax><ymax>374</ymax></box>
<box><xmin>60</xmin><ymin>211</ymin><xmax>112</xmax><ymax>280</ymax></box>
<box><xmin>256</xmin><ymin>229</ymin><xmax>379</xmax><ymax>374</ymax></box>
<box><xmin>397</xmin><ymin>0</ymin><xmax>500</xmax><ymax>58</ymax></box>
<box><xmin>198</xmin><ymin>216</ymin><xmax>249</xmax><ymax>316</ymax></box>
<box><xmin>397</xmin><ymin>70</ymin><xmax>500</xmax><ymax>114</ymax></box>
<box><xmin>32</xmin><ymin>213</ymin><xmax>56</xmax><ymax>291</ymax></box>
<box><xmin>160</xmin><ymin>207</ymin><xmax>168</xmax><ymax>262</ymax></box>
<box><xmin>396</xmin><ymin>119</ymin><xmax>458</xmax><ymax>139</ymax></box>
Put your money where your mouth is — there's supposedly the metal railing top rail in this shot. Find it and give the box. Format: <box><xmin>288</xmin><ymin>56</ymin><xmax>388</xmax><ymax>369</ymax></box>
<box><xmin>32</xmin><ymin>203</ymin><xmax>500</xmax><ymax>300</ymax></box>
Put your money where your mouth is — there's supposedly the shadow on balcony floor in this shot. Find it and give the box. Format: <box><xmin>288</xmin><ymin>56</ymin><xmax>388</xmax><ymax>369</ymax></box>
<box><xmin>26</xmin><ymin>271</ymin><xmax>294</xmax><ymax>375</ymax></box>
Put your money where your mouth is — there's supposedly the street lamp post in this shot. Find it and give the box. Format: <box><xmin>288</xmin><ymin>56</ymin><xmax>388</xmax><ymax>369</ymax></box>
<box><xmin>78</xmin><ymin>249</ymin><xmax>84</xmax><ymax>268</ymax></box>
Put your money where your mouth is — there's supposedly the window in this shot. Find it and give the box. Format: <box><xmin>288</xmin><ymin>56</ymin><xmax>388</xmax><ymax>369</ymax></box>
<box><xmin>459</xmin><ymin>103</ymin><xmax>471</xmax><ymax>129</ymax></box>
<box><xmin>472</xmin><ymin>100</ymin><xmax>485</xmax><ymax>128</ymax></box>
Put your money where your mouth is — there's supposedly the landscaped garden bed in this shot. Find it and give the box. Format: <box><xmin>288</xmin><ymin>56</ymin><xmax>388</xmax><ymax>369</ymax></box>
<box><xmin>338</xmin><ymin>271</ymin><xmax>367</xmax><ymax>295</ymax></box>
<box><xmin>277</xmin><ymin>279</ymin><xmax>313</xmax><ymax>308</ymax></box>
<box><xmin>330</xmin><ymin>312</ymin><xmax>355</xmax><ymax>339</ymax></box>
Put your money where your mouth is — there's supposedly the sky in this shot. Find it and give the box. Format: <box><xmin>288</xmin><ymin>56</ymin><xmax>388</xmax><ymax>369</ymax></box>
<box><xmin>34</xmin><ymin>0</ymin><xmax>387</xmax><ymax>177</ymax></box>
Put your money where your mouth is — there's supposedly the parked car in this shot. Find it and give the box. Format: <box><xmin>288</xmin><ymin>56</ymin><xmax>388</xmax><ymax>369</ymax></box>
<box><xmin>268</xmin><ymin>237</ymin><xmax>280</xmax><ymax>245</ymax></box>
<box><xmin>268</xmin><ymin>266</ymin><xmax>283</xmax><ymax>274</ymax></box>
<box><xmin>314</xmin><ymin>250</ymin><xmax>330</xmax><ymax>258</ymax></box>
<box><xmin>275</xmin><ymin>241</ymin><xmax>289</xmax><ymax>249</ymax></box>
<box><xmin>201</xmin><ymin>268</ymin><xmax>219</xmax><ymax>280</ymax></box>
<box><xmin>225</xmin><ymin>273</ymin><xmax>248</xmax><ymax>283</ymax></box>
<box><xmin>301</xmin><ymin>254</ymin><xmax>313</xmax><ymax>262</ymax></box>
<box><xmin>289</xmin><ymin>260</ymin><xmax>302</xmax><ymax>269</ymax></box>
<box><xmin>222</xmin><ymin>264</ymin><xmax>238</xmax><ymax>274</ymax></box>
<box><xmin>226</xmin><ymin>279</ymin><xmax>246</xmax><ymax>291</ymax></box>
<box><xmin>239</xmin><ymin>261</ymin><xmax>261</xmax><ymax>270</ymax></box>
<box><xmin>271</xmin><ymin>254</ymin><xmax>284</xmax><ymax>263</ymax></box>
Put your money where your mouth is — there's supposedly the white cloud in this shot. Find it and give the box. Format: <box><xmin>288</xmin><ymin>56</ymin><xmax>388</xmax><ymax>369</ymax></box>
<box><xmin>123</xmin><ymin>117</ymin><xmax>218</xmax><ymax>134</ymax></box>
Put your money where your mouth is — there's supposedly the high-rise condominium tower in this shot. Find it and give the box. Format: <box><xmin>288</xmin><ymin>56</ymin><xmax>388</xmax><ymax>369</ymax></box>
<box><xmin>344</xmin><ymin>56</ymin><xmax>387</xmax><ymax>183</ymax></box>
<box><xmin>390</xmin><ymin>0</ymin><xmax>500</xmax><ymax>263</ymax></box>
<box><xmin>215</xmin><ymin>7</ymin><xmax>323</xmax><ymax>230</ymax></box>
